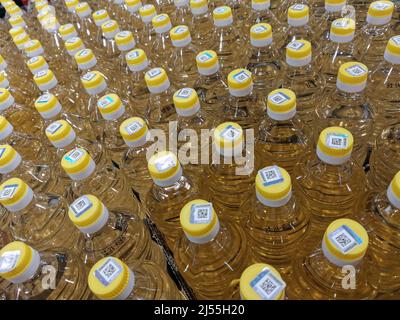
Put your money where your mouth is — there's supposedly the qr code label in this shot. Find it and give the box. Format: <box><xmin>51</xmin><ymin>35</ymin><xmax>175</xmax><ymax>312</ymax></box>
<box><xmin>0</xmin><ymin>250</ymin><xmax>20</xmax><ymax>273</ymax></box>
<box><xmin>46</xmin><ymin>122</ymin><xmax>63</xmax><ymax>135</ymax></box>
<box><xmin>287</xmin><ymin>41</ymin><xmax>305</xmax><ymax>51</ymax></box>
<box><xmin>98</xmin><ymin>96</ymin><xmax>114</xmax><ymax>108</ymax></box>
<box><xmin>198</xmin><ymin>52</ymin><xmax>213</xmax><ymax>62</ymax></box>
<box><xmin>118</xmin><ymin>31</ymin><xmax>130</xmax><ymax>37</ymax></box>
<box><xmin>292</xmin><ymin>4</ymin><xmax>305</xmax><ymax>10</ymax></box>
<box><xmin>35</xmin><ymin>70</ymin><xmax>48</xmax><ymax>78</ymax></box>
<box><xmin>82</xmin><ymin>72</ymin><xmax>96</xmax><ymax>81</ymax></box>
<box><xmin>127</xmin><ymin>50</ymin><xmax>140</xmax><ymax>59</ymax></box>
<box><xmin>95</xmin><ymin>258</ymin><xmax>123</xmax><ymax>286</ymax></box>
<box><xmin>37</xmin><ymin>94</ymin><xmax>51</xmax><ymax>104</ymax></box>
<box><xmin>65</xmin><ymin>148</ymin><xmax>85</xmax><ymax>163</ymax></box>
<box><xmin>259</xmin><ymin>166</ymin><xmax>284</xmax><ymax>186</ymax></box>
<box><xmin>190</xmin><ymin>203</ymin><xmax>212</xmax><ymax>224</ymax></box>
<box><xmin>0</xmin><ymin>147</ymin><xmax>6</xmax><ymax>159</ymax></box>
<box><xmin>125</xmin><ymin>121</ymin><xmax>143</xmax><ymax>135</ymax></box>
<box><xmin>173</xmin><ymin>26</ymin><xmax>187</xmax><ymax>34</ymax></box>
<box><xmin>142</xmin><ymin>4</ymin><xmax>153</xmax><ymax>10</ymax></box>
<box><xmin>220</xmin><ymin>125</ymin><xmax>241</xmax><ymax>141</ymax></box>
<box><xmin>155</xmin><ymin>155</ymin><xmax>176</xmax><ymax>172</ymax></box>
<box><xmin>66</xmin><ymin>37</ymin><xmax>79</xmax><ymax>44</ymax></box>
<box><xmin>250</xmin><ymin>269</ymin><xmax>285</xmax><ymax>300</ymax></box>
<box><xmin>233</xmin><ymin>71</ymin><xmax>250</xmax><ymax>83</ymax></box>
<box><xmin>252</xmin><ymin>25</ymin><xmax>268</xmax><ymax>33</ymax></box>
<box><xmin>269</xmin><ymin>92</ymin><xmax>291</xmax><ymax>105</ymax></box>
<box><xmin>0</xmin><ymin>184</ymin><xmax>18</xmax><ymax>200</ymax></box>
<box><xmin>176</xmin><ymin>88</ymin><xmax>193</xmax><ymax>99</ymax></box>
<box><xmin>154</xmin><ymin>14</ymin><xmax>168</xmax><ymax>22</ymax></box>
<box><xmin>391</xmin><ymin>36</ymin><xmax>400</xmax><ymax>46</ymax></box>
<box><xmin>372</xmin><ymin>2</ymin><xmax>390</xmax><ymax>10</ymax></box>
<box><xmin>334</xmin><ymin>19</ymin><xmax>349</xmax><ymax>28</ymax></box>
<box><xmin>147</xmin><ymin>68</ymin><xmax>162</xmax><ymax>78</ymax></box>
<box><xmin>345</xmin><ymin>65</ymin><xmax>367</xmax><ymax>77</ymax></box>
<box><xmin>78</xmin><ymin>49</ymin><xmax>90</xmax><ymax>57</ymax></box>
<box><xmin>28</xmin><ymin>57</ymin><xmax>40</xmax><ymax>63</ymax></box>
<box><xmin>326</xmin><ymin>133</ymin><xmax>348</xmax><ymax>149</ymax></box>
<box><xmin>104</xmin><ymin>21</ymin><xmax>115</xmax><ymax>28</ymax></box>
<box><xmin>70</xmin><ymin>195</ymin><xmax>93</xmax><ymax>218</ymax></box>
<box><xmin>329</xmin><ymin>225</ymin><xmax>362</xmax><ymax>253</ymax></box>
<box><xmin>215</xmin><ymin>7</ymin><xmax>228</xmax><ymax>14</ymax></box>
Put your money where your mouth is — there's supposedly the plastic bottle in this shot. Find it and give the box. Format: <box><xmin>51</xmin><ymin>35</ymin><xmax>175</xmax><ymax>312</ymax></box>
<box><xmin>150</xmin><ymin>13</ymin><xmax>174</xmax><ymax>70</ymax></box>
<box><xmin>124</xmin><ymin>0</ymin><xmax>144</xmax><ymax>37</ymax></box>
<box><xmin>189</xmin><ymin>0</ymin><xmax>214</xmax><ymax>50</ymax></box>
<box><xmin>138</xmin><ymin>4</ymin><xmax>157</xmax><ymax>49</ymax></box>
<box><xmin>171</xmin><ymin>0</ymin><xmax>193</xmax><ymax>26</ymax></box>
<box><xmin>76</xmin><ymin>3</ymin><xmax>102</xmax><ymax>47</ymax></box>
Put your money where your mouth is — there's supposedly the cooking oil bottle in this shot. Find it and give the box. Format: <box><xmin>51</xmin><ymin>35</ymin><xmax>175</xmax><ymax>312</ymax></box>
<box><xmin>293</xmin><ymin>127</ymin><xmax>366</xmax><ymax>232</ymax></box>
<box><xmin>61</xmin><ymin>147</ymin><xmax>143</xmax><ymax>215</ymax></box>
<box><xmin>76</xmin><ymin>3</ymin><xmax>102</xmax><ymax>47</ymax></box>
<box><xmin>124</xmin><ymin>0</ymin><xmax>144</xmax><ymax>37</ymax></box>
<box><xmin>68</xmin><ymin>194</ymin><xmax>166</xmax><ymax>268</ymax></box>
<box><xmin>125</xmin><ymin>49</ymin><xmax>151</xmax><ymax>117</ymax></box>
<box><xmin>320</xmin><ymin>18</ymin><xmax>357</xmax><ymax>92</ymax></box>
<box><xmin>120</xmin><ymin>117</ymin><xmax>153</xmax><ymax>200</ymax></box>
<box><xmin>100</xmin><ymin>20</ymin><xmax>121</xmax><ymax>64</ymax></box>
<box><xmin>317</xmin><ymin>0</ymin><xmax>349</xmax><ymax>43</ymax></box>
<box><xmin>174</xmin><ymin>199</ymin><xmax>249</xmax><ymax>300</ymax></box>
<box><xmin>257</xmin><ymin>89</ymin><xmax>311</xmax><ymax>173</ymax></box>
<box><xmin>64</xmin><ymin>36</ymin><xmax>86</xmax><ymax>68</ymax></box>
<box><xmin>150</xmin><ymin>13</ymin><xmax>174</xmax><ymax>70</ymax></box>
<box><xmin>225</xmin><ymin>263</ymin><xmax>286</xmax><ymax>300</ymax></box>
<box><xmin>194</xmin><ymin>50</ymin><xmax>229</xmax><ymax>120</ymax></box>
<box><xmin>0</xmin><ymin>115</ymin><xmax>50</xmax><ymax>163</ymax></box>
<box><xmin>0</xmin><ymin>178</ymin><xmax>80</xmax><ymax>251</ymax></box>
<box><xmin>355</xmin><ymin>0</ymin><xmax>395</xmax><ymax>70</ymax></box>
<box><xmin>144</xmin><ymin>67</ymin><xmax>177</xmax><ymax>132</ymax></box>
<box><xmin>168</xmin><ymin>25</ymin><xmax>199</xmax><ymax>88</ymax></box>
<box><xmin>58</xmin><ymin>23</ymin><xmax>78</xmax><ymax>43</ymax></box>
<box><xmin>315</xmin><ymin>62</ymin><xmax>374</xmax><ymax>166</ymax></box>
<box><xmin>88</xmin><ymin>256</ymin><xmax>184</xmax><ymax>300</ymax></box>
<box><xmin>206</xmin><ymin>122</ymin><xmax>259</xmax><ymax>222</ymax></box>
<box><xmin>138</xmin><ymin>4</ymin><xmax>157</xmax><ymax>49</ymax></box>
<box><xmin>356</xmin><ymin>171</ymin><xmax>400</xmax><ymax>293</ymax></box>
<box><xmin>212</xmin><ymin>6</ymin><xmax>248</xmax><ymax>75</ymax></box>
<box><xmin>244</xmin><ymin>165</ymin><xmax>310</xmax><ymax>272</ymax></box>
<box><xmin>171</xmin><ymin>0</ymin><xmax>192</xmax><ymax>26</ymax></box>
<box><xmin>189</xmin><ymin>0</ymin><xmax>214</xmax><ymax>50</ymax></box>
<box><xmin>368</xmin><ymin>36</ymin><xmax>400</xmax><ymax>130</ymax></box>
<box><xmin>114</xmin><ymin>30</ymin><xmax>137</xmax><ymax>76</ymax></box>
<box><xmin>0</xmin><ymin>241</ymin><xmax>90</xmax><ymax>300</ymax></box>
<box><xmin>145</xmin><ymin>151</ymin><xmax>201</xmax><ymax>248</ymax></box>
<box><xmin>247</xmin><ymin>23</ymin><xmax>285</xmax><ymax>100</ymax></box>
<box><xmin>282</xmin><ymin>39</ymin><xmax>325</xmax><ymax>125</ymax></box>
<box><xmin>286</xmin><ymin>218</ymin><xmax>377</xmax><ymax>299</ymax></box>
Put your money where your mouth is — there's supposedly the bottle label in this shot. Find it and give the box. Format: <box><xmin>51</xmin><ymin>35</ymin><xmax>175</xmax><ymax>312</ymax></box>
<box><xmin>197</xmin><ymin>52</ymin><xmax>213</xmax><ymax>62</ymax></box>
<box><xmin>252</xmin><ymin>25</ymin><xmax>268</xmax><ymax>34</ymax></box>
<box><xmin>125</xmin><ymin>121</ymin><xmax>143</xmax><ymax>135</ymax></box>
<box><xmin>233</xmin><ymin>70</ymin><xmax>250</xmax><ymax>83</ymax></box>
<box><xmin>142</xmin><ymin>4</ymin><xmax>153</xmax><ymax>11</ymax></box>
<box><xmin>220</xmin><ymin>125</ymin><xmax>241</xmax><ymax>141</ymax></box>
<box><xmin>104</xmin><ymin>21</ymin><xmax>116</xmax><ymax>28</ymax></box>
<box><xmin>345</xmin><ymin>64</ymin><xmax>367</xmax><ymax>77</ymax></box>
<box><xmin>118</xmin><ymin>31</ymin><xmax>131</xmax><ymax>38</ymax></box>
<box><xmin>46</xmin><ymin>122</ymin><xmax>63</xmax><ymax>135</ymax></box>
<box><xmin>328</xmin><ymin>225</ymin><xmax>363</xmax><ymax>253</ymax></box>
<box><xmin>70</xmin><ymin>195</ymin><xmax>93</xmax><ymax>218</ymax></box>
<box><xmin>154</xmin><ymin>14</ymin><xmax>168</xmax><ymax>23</ymax></box>
<box><xmin>78</xmin><ymin>49</ymin><xmax>90</xmax><ymax>57</ymax></box>
<box><xmin>269</xmin><ymin>92</ymin><xmax>291</xmax><ymax>105</ymax></box>
<box><xmin>155</xmin><ymin>154</ymin><xmax>176</xmax><ymax>172</ymax></box>
<box><xmin>35</xmin><ymin>70</ymin><xmax>48</xmax><ymax>78</ymax></box>
<box><xmin>287</xmin><ymin>41</ymin><xmax>305</xmax><ymax>51</ymax></box>
<box><xmin>66</xmin><ymin>37</ymin><xmax>79</xmax><ymax>44</ymax></box>
<box><xmin>326</xmin><ymin>133</ymin><xmax>348</xmax><ymax>149</ymax></box>
<box><xmin>127</xmin><ymin>50</ymin><xmax>140</xmax><ymax>60</ymax></box>
<box><xmin>28</xmin><ymin>56</ymin><xmax>40</xmax><ymax>63</ymax></box>
<box><xmin>391</xmin><ymin>36</ymin><xmax>400</xmax><ymax>46</ymax></box>
<box><xmin>176</xmin><ymin>88</ymin><xmax>193</xmax><ymax>99</ymax></box>
<box><xmin>372</xmin><ymin>2</ymin><xmax>391</xmax><ymax>11</ymax></box>
<box><xmin>147</xmin><ymin>68</ymin><xmax>162</xmax><ymax>78</ymax></box>
<box><xmin>190</xmin><ymin>203</ymin><xmax>212</xmax><ymax>224</ymax></box>
<box><xmin>65</xmin><ymin>148</ymin><xmax>85</xmax><ymax>163</ymax></box>
<box><xmin>98</xmin><ymin>96</ymin><xmax>114</xmax><ymax>109</ymax></box>
<box><xmin>0</xmin><ymin>250</ymin><xmax>20</xmax><ymax>273</ymax></box>
<box><xmin>37</xmin><ymin>94</ymin><xmax>51</xmax><ymax>104</ymax></box>
<box><xmin>333</xmin><ymin>19</ymin><xmax>349</xmax><ymax>28</ymax></box>
<box><xmin>250</xmin><ymin>269</ymin><xmax>285</xmax><ymax>300</ymax></box>
<box><xmin>95</xmin><ymin>9</ymin><xmax>106</xmax><ymax>15</ymax></box>
<box><xmin>215</xmin><ymin>7</ymin><xmax>228</xmax><ymax>14</ymax></box>
<box><xmin>95</xmin><ymin>258</ymin><xmax>123</xmax><ymax>286</ymax></box>
<box><xmin>0</xmin><ymin>147</ymin><xmax>7</xmax><ymax>159</ymax></box>
<box><xmin>173</xmin><ymin>26</ymin><xmax>187</xmax><ymax>34</ymax></box>
<box><xmin>259</xmin><ymin>166</ymin><xmax>284</xmax><ymax>186</ymax></box>
<box><xmin>291</xmin><ymin>4</ymin><xmax>306</xmax><ymax>10</ymax></box>
<box><xmin>0</xmin><ymin>184</ymin><xmax>18</xmax><ymax>200</ymax></box>
<box><xmin>82</xmin><ymin>72</ymin><xmax>97</xmax><ymax>81</ymax></box>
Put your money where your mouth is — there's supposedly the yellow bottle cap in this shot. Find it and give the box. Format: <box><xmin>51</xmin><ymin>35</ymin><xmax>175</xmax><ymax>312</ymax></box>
<box><xmin>145</xmin><ymin>67</ymin><xmax>170</xmax><ymax>94</ymax></box>
<box><xmin>196</xmin><ymin>50</ymin><xmax>220</xmax><ymax>75</ymax></box>
<box><xmin>9</xmin><ymin>26</ymin><xmax>25</xmax><ymax>38</ymax></box>
<box><xmin>26</xmin><ymin>55</ymin><xmax>49</xmax><ymax>75</ymax></box>
<box><xmin>322</xmin><ymin>218</ymin><xmax>368</xmax><ymax>266</ymax></box>
<box><xmin>367</xmin><ymin>1</ymin><xmax>394</xmax><ymax>25</ymax></box>
<box><xmin>24</xmin><ymin>39</ymin><xmax>44</xmax><ymax>58</ymax></box>
<box><xmin>190</xmin><ymin>0</ymin><xmax>208</xmax><ymax>15</ymax></box>
<box><xmin>148</xmin><ymin>151</ymin><xmax>182</xmax><ymax>187</ymax></box>
<box><xmin>336</xmin><ymin>61</ymin><xmax>368</xmax><ymax>92</ymax></box>
<box><xmin>33</xmin><ymin>69</ymin><xmax>58</xmax><ymax>91</ymax></box>
<box><xmin>76</xmin><ymin>2</ymin><xmax>92</xmax><ymax>18</ymax></box>
<box><xmin>173</xmin><ymin>88</ymin><xmax>201</xmax><ymax>116</ymax></box>
<box><xmin>252</xmin><ymin>0</ymin><xmax>271</xmax><ymax>11</ymax></box>
<box><xmin>228</xmin><ymin>69</ymin><xmax>253</xmax><ymax>97</ymax></box>
<box><xmin>170</xmin><ymin>25</ymin><xmax>191</xmax><ymax>46</ymax></box>
<box><xmin>384</xmin><ymin>36</ymin><xmax>400</xmax><ymax>64</ymax></box>
<box><xmin>0</xmin><ymin>144</ymin><xmax>21</xmax><ymax>173</ymax></box>
<box><xmin>388</xmin><ymin>171</ymin><xmax>400</xmax><ymax>209</ymax></box>
<box><xmin>7</xmin><ymin>5</ymin><xmax>23</xmax><ymax>16</ymax></box>
<box><xmin>92</xmin><ymin>9</ymin><xmax>110</xmax><ymax>27</ymax></box>
<box><xmin>101</xmin><ymin>19</ymin><xmax>120</xmax><ymax>39</ymax></box>
<box><xmin>119</xmin><ymin>117</ymin><xmax>149</xmax><ymax>147</ymax></box>
<box><xmin>75</xmin><ymin>48</ymin><xmax>97</xmax><ymax>70</ymax></box>
<box><xmin>0</xmin><ymin>241</ymin><xmax>41</xmax><ymax>284</ymax></box>
<box><xmin>255</xmin><ymin>166</ymin><xmax>292</xmax><ymax>206</ymax></box>
<box><xmin>65</xmin><ymin>0</ymin><xmax>79</xmax><ymax>11</ymax></box>
<box><xmin>68</xmin><ymin>194</ymin><xmax>109</xmax><ymax>233</ymax></box>
<box><xmin>286</xmin><ymin>40</ymin><xmax>312</xmax><ymax>67</ymax></box>
<box><xmin>0</xmin><ymin>88</ymin><xmax>14</xmax><ymax>109</ymax></box>
<box><xmin>88</xmin><ymin>257</ymin><xmax>134</xmax><ymax>300</ymax></box>
<box><xmin>0</xmin><ymin>115</ymin><xmax>13</xmax><ymax>139</ymax></box>
<box><xmin>45</xmin><ymin>120</ymin><xmax>76</xmax><ymax>149</ymax></box>
<box><xmin>59</xmin><ymin>23</ymin><xmax>78</xmax><ymax>40</ymax></box>
<box><xmin>317</xmin><ymin>126</ymin><xmax>354</xmax><ymax>165</ymax></box>
<box><xmin>250</xmin><ymin>23</ymin><xmax>273</xmax><ymax>47</ymax></box>
<box><xmin>8</xmin><ymin>15</ymin><xmax>26</xmax><ymax>28</ymax></box>
<box><xmin>34</xmin><ymin>93</ymin><xmax>62</xmax><ymax>119</ymax></box>
<box><xmin>240</xmin><ymin>263</ymin><xmax>285</xmax><ymax>300</ymax></box>
<box><xmin>213</xmin><ymin>122</ymin><xmax>243</xmax><ymax>156</ymax></box>
<box><xmin>139</xmin><ymin>4</ymin><xmax>157</xmax><ymax>23</ymax></box>
<box><xmin>81</xmin><ymin>71</ymin><xmax>107</xmax><ymax>95</ymax></box>
<box><xmin>125</xmin><ymin>0</ymin><xmax>142</xmax><ymax>13</ymax></box>
<box><xmin>325</xmin><ymin>0</ymin><xmax>346</xmax><ymax>12</ymax></box>
<box><xmin>125</xmin><ymin>48</ymin><xmax>149</xmax><ymax>72</ymax></box>
<box><xmin>61</xmin><ymin>147</ymin><xmax>96</xmax><ymax>180</ymax></box>
<box><xmin>330</xmin><ymin>18</ymin><xmax>356</xmax><ymax>43</ymax></box>
<box><xmin>213</xmin><ymin>6</ymin><xmax>233</xmax><ymax>26</ymax></box>
<box><xmin>152</xmin><ymin>13</ymin><xmax>172</xmax><ymax>32</ymax></box>
<box><xmin>115</xmin><ymin>31</ymin><xmax>136</xmax><ymax>51</ymax></box>
<box><xmin>0</xmin><ymin>178</ymin><xmax>34</xmax><ymax>212</ymax></box>
<box><xmin>180</xmin><ymin>199</ymin><xmax>220</xmax><ymax>243</ymax></box>
<box><xmin>288</xmin><ymin>4</ymin><xmax>309</xmax><ymax>26</ymax></box>
<box><xmin>2</xmin><ymin>1</ymin><xmax>15</xmax><ymax>9</ymax></box>
<box><xmin>35</xmin><ymin>1</ymin><xmax>48</xmax><ymax>13</ymax></box>
<box><xmin>65</xmin><ymin>36</ymin><xmax>85</xmax><ymax>56</ymax></box>
<box><xmin>13</xmin><ymin>32</ymin><xmax>30</xmax><ymax>49</ymax></box>
<box><xmin>267</xmin><ymin>88</ymin><xmax>296</xmax><ymax>120</ymax></box>
<box><xmin>97</xmin><ymin>93</ymin><xmax>125</xmax><ymax>120</ymax></box>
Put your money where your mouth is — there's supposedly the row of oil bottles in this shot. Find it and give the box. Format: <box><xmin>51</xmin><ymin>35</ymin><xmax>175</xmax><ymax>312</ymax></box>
<box><xmin>0</xmin><ymin>0</ymin><xmax>399</xmax><ymax>300</ymax></box>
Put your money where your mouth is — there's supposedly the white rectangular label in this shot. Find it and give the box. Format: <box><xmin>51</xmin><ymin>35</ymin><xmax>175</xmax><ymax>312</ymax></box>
<box><xmin>190</xmin><ymin>203</ymin><xmax>212</xmax><ymax>224</ymax></box>
<box><xmin>95</xmin><ymin>258</ymin><xmax>123</xmax><ymax>286</ymax></box>
<box><xmin>0</xmin><ymin>250</ymin><xmax>20</xmax><ymax>273</ymax></box>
